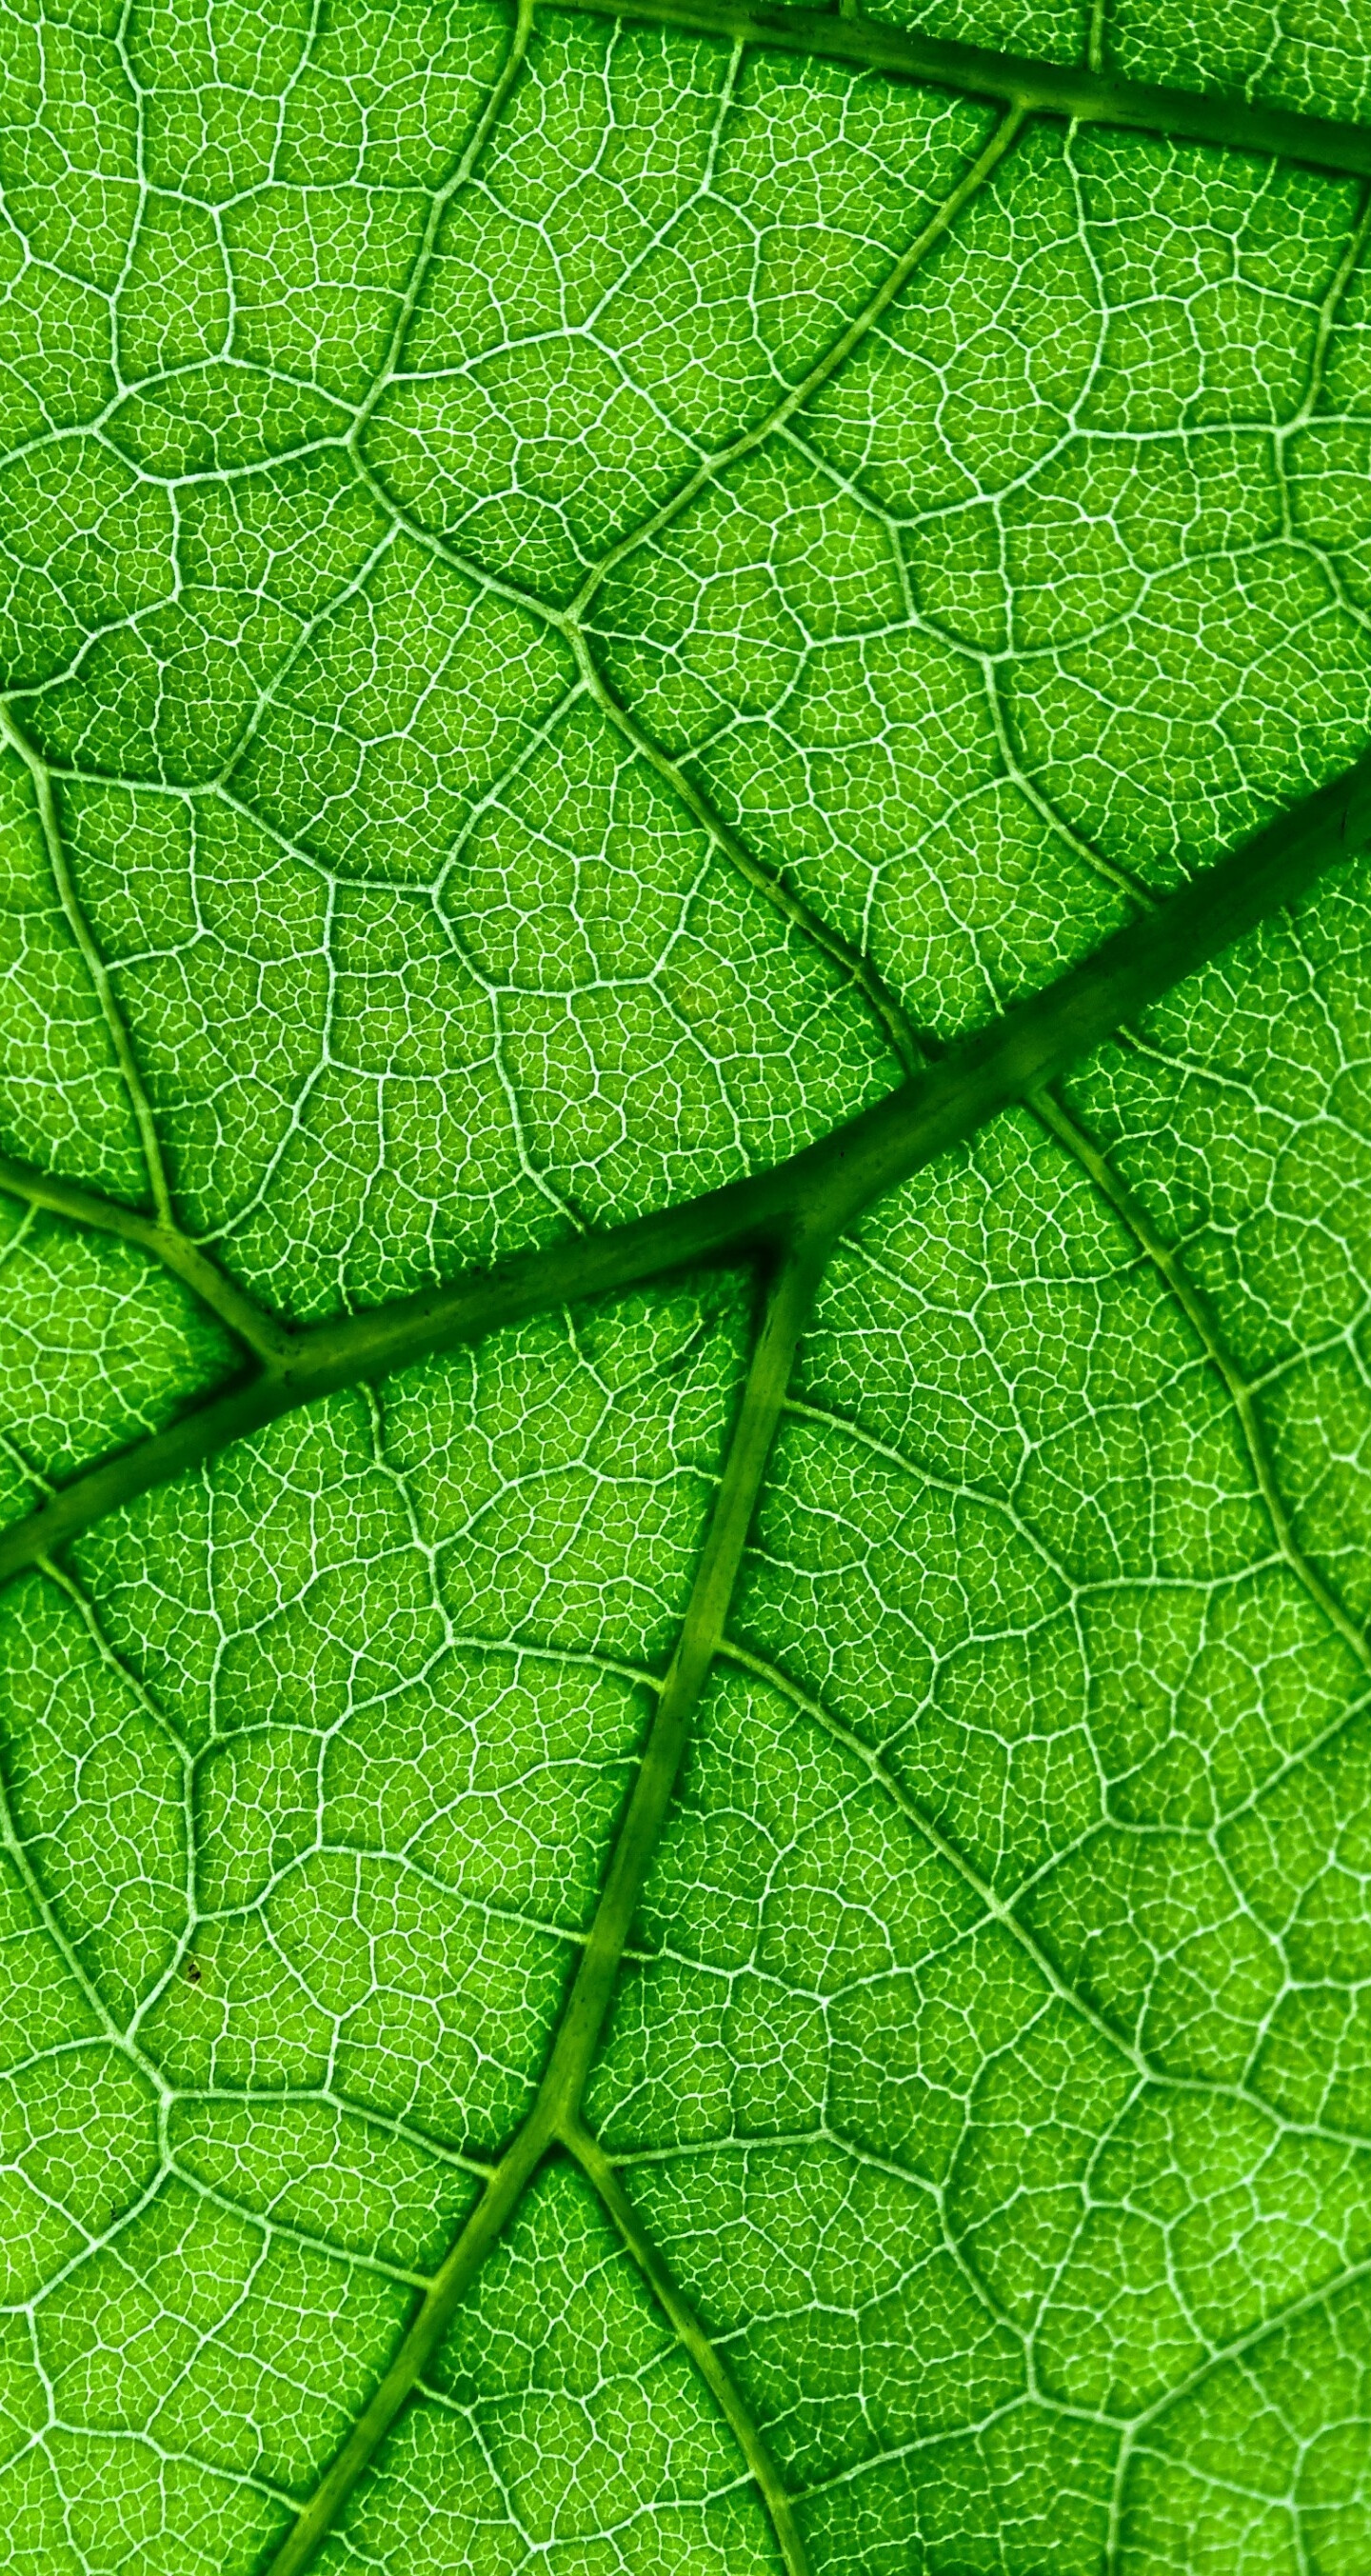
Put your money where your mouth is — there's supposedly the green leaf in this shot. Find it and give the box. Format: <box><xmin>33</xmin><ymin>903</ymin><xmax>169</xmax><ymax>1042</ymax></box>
<box><xmin>2</xmin><ymin>4</ymin><xmax>1370</xmax><ymax>2569</ymax></box>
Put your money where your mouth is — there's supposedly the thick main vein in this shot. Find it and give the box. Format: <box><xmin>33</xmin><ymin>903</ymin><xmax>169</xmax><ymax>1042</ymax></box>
<box><xmin>544</xmin><ymin>0</ymin><xmax>1371</xmax><ymax>178</ymax></box>
<box><xmin>2</xmin><ymin>20</ymin><xmax>1370</xmax><ymax>2557</ymax></box>
<box><xmin>1</xmin><ymin>742</ymin><xmax>1367</xmax><ymax>1590</ymax></box>
<box><xmin>258</xmin><ymin>1244</ymin><xmax>826</xmax><ymax>2576</ymax></box>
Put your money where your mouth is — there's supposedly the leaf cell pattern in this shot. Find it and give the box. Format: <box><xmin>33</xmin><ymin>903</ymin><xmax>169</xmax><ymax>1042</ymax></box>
<box><xmin>2</xmin><ymin>1</ymin><xmax>1371</xmax><ymax>2569</ymax></box>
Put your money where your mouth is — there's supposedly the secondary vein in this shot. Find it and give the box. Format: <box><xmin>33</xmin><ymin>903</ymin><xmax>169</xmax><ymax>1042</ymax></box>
<box><xmin>1032</xmin><ymin>1084</ymin><xmax>1371</xmax><ymax>1677</ymax></box>
<box><xmin>257</xmin><ymin>1241</ymin><xmax>827</xmax><ymax>2573</ymax></box>
<box><xmin>0</xmin><ymin>1146</ymin><xmax>294</xmax><ymax>1366</ymax></box>
<box><xmin>0</xmin><ymin>706</ymin><xmax>177</xmax><ymax>1231</ymax></box>
<box><xmin>544</xmin><ymin>0</ymin><xmax>1371</xmax><ymax>179</ymax></box>
<box><xmin>566</xmin><ymin>2115</ymin><xmax>813</xmax><ymax>2576</ymax></box>
<box><xmin>1</xmin><ymin>742</ymin><xmax>1367</xmax><ymax>1591</ymax></box>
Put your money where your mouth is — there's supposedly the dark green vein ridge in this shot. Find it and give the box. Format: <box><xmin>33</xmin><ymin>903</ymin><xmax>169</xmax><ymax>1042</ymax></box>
<box><xmin>261</xmin><ymin>1249</ymin><xmax>823</xmax><ymax>2576</ymax></box>
<box><xmin>544</xmin><ymin>0</ymin><xmax>1371</xmax><ymax>176</ymax></box>
<box><xmin>569</xmin><ymin>626</ymin><xmax>926</xmax><ymax>1074</ymax></box>
<box><xmin>566</xmin><ymin>2118</ymin><xmax>812</xmax><ymax>2576</ymax></box>
<box><xmin>346</xmin><ymin>96</ymin><xmax>1023</xmax><ymax>1074</ymax></box>
<box><xmin>0</xmin><ymin>1148</ymin><xmax>295</xmax><ymax>1368</ymax></box>
<box><xmin>0</xmin><ymin>5</ymin><xmax>1365</xmax><ymax>2564</ymax></box>
<box><xmin>2</xmin><ymin>745</ymin><xmax>1368</xmax><ymax>1593</ymax></box>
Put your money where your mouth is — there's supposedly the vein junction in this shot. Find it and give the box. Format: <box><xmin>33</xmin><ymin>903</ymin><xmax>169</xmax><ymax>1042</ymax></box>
<box><xmin>2</xmin><ymin>4</ymin><xmax>1371</xmax><ymax>2570</ymax></box>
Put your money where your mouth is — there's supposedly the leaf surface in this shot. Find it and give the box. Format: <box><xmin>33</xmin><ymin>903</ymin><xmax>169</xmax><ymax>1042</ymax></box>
<box><xmin>2</xmin><ymin>3</ymin><xmax>1371</xmax><ymax>2569</ymax></box>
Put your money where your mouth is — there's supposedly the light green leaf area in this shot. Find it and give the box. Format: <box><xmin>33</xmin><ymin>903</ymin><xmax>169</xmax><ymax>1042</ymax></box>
<box><xmin>1</xmin><ymin>1</ymin><xmax>1370</xmax><ymax>2570</ymax></box>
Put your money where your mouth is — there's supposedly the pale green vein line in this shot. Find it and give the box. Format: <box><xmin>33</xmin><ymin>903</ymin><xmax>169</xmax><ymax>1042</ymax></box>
<box><xmin>716</xmin><ymin>1635</ymin><xmax>1154</xmax><ymax>2062</ymax></box>
<box><xmin>348</xmin><ymin>0</ymin><xmax>537</xmax><ymax>446</ymax></box>
<box><xmin>1103</xmin><ymin>2253</ymin><xmax>1371</xmax><ymax>2573</ymax></box>
<box><xmin>0</xmin><ymin>1197</ymin><xmax>37</xmax><ymax>1281</ymax></box>
<box><xmin>0</xmin><ymin>1725</ymin><xmax>169</xmax><ymax>2099</ymax></box>
<box><xmin>718</xmin><ymin>1639</ymin><xmax>1371</xmax><ymax>2152</ymax></box>
<box><xmin>543</xmin><ymin>0</ymin><xmax>1371</xmax><ymax>178</ymax></box>
<box><xmin>606</xmin><ymin>2123</ymin><xmax>1029</xmax><ymax>2344</ymax></box>
<box><xmin>1032</xmin><ymin>1085</ymin><xmax>1371</xmax><ymax>1677</ymax></box>
<box><xmin>207</xmin><ymin>1840</ymin><xmax>601</xmax><ymax>1958</ymax></box>
<box><xmin>212</xmin><ymin>520</ymin><xmax>400</xmax><ymax>792</ymax></box>
<box><xmin>173</xmin><ymin>2085</ymin><xmax>496</xmax><ymax>2180</ymax></box>
<box><xmin>0</xmin><ymin>1145</ymin><xmax>295</xmax><ymax>1364</ymax></box>
<box><xmin>780</xmin><ymin>1389</ymin><xmax>1075</xmax><ymax>1590</ymax></box>
<box><xmin>167</xmin><ymin>2161</ymin><xmax>433</xmax><ymax>2290</ymax></box>
<box><xmin>791</xmin><ymin>2251</ymin><xmax>1371</xmax><ymax>2515</ymax></box>
<box><xmin>1286</xmin><ymin>179</ymin><xmax>1371</xmax><ymax>431</ymax></box>
<box><xmin>0</xmin><ymin>2032</ymin><xmax>120</xmax><ymax>2086</ymax></box>
<box><xmin>36</xmin><ymin>1561</ymin><xmax>201</xmax><ymax>2044</ymax></box>
<box><xmin>569</xmin><ymin>101</ymin><xmax>1027</xmax><ymax>620</ymax></box>
<box><xmin>1</xmin><ymin>742</ymin><xmax>1367</xmax><ymax>1591</ymax></box>
<box><xmin>606</xmin><ymin>2118</ymin><xmax>946</xmax><ymax>2184</ymax></box>
<box><xmin>258</xmin><ymin>1243</ymin><xmax>827</xmax><ymax>2575</ymax></box>
<box><xmin>565</xmin><ymin>2116</ymin><xmax>813</xmax><ymax>2576</ymax></box>
<box><xmin>0</xmin><ymin>2164</ymin><xmax>172</xmax><ymax>2315</ymax></box>
<box><xmin>981</xmin><ymin>665</ymin><xmax>1152</xmax><ymax>906</ymax></box>
<box><xmin>794</xmin><ymin>2391</ymin><xmax>1036</xmax><ymax>2491</ymax></box>
<box><xmin>1205</xmin><ymin>1678</ymin><xmax>1371</xmax><ymax>1834</ymax></box>
<box><xmin>570</xmin><ymin>627</ymin><xmax>922</xmax><ymax>1073</ymax></box>
<box><xmin>0</xmin><ymin>2408</ymin><xmax>300</xmax><ymax>2508</ymax></box>
<box><xmin>603</xmin><ymin>2116</ymin><xmax>1025</xmax><ymax>2349</ymax></box>
<box><xmin>0</xmin><ymin>1423</ymin><xmax>50</xmax><ymax>1497</ymax></box>
<box><xmin>404</xmin><ymin>1633</ymin><xmax>661</xmax><ymax>1694</ymax></box>
<box><xmin>0</xmin><ymin>706</ymin><xmax>176</xmax><ymax>1230</ymax></box>
<box><xmin>348</xmin><ymin>454</ymin><xmax>572</xmax><ymax>636</ymax></box>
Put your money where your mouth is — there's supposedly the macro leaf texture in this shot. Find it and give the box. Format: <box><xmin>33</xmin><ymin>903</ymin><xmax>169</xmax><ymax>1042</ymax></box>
<box><xmin>4</xmin><ymin>0</ymin><xmax>1371</xmax><ymax>2569</ymax></box>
